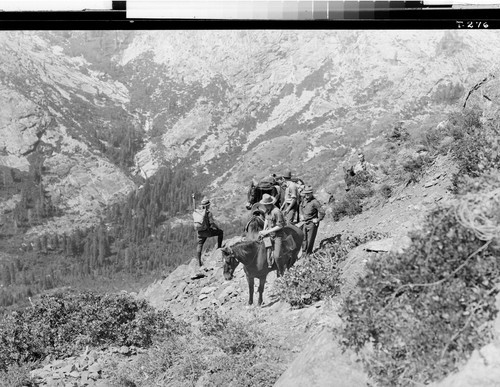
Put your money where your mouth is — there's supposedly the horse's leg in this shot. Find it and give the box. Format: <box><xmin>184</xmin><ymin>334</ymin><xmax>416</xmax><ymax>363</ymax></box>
<box><xmin>257</xmin><ymin>276</ymin><xmax>266</xmax><ymax>306</ymax></box>
<box><xmin>275</xmin><ymin>257</ymin><xmax>285</xmax><ymax>277</ymax></box>
<box><xmin>247</xmin><ymin>275</ymin><xmax>254</xmax><ymax>305</ymax></box>
<box><xmin>288</xmin><ymin>252</ymin><xmax>297</xmax><ymax>269</ymax></box>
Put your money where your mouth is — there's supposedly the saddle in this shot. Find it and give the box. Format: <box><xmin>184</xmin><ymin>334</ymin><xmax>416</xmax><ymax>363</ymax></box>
<box><xmin>262</xmin><ymin>232</ymin><xmax>296</xmax><ymax>257</ymax></box>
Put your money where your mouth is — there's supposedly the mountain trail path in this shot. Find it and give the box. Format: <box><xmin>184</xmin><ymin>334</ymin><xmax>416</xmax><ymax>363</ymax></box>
<box><xmin>30</xmin><ymin>155</ymin><xmax>467</xmax><ymax>386</ymax></box>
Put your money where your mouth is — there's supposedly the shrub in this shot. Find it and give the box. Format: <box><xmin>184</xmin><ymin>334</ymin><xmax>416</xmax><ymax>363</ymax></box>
<box><xmin>445</xmin><ymin>108</ymin><xmax>500</xmax><ymax>193</ymax></box>
<box><xmin>0</xmin><ymin>291</ymin><xmax>184</xmax><ymax>371</ymax></box>
<box><xmin>331</xmin><ymin>184</ymin><xmax>374</xmax><ymax>221</ymax></box>
<box><xmin>340</xmin><ymin>205</ymin><xmax>500</xmax><ymax>386</ymax></box>
<box><xmin>110</xmin><ymin>309</ymin><xmax>282</xmax><ymax>387</ymax></box>
<box><xmin>401</xmin><ymin>153</ymin><xmax>432</xmax><ymax>183</ymax></box>
<box><xmin>0</xmin><ymin>362</ymin><xmax>36</xmax><ymax>387</ymax></box>
<box><xmin>199</xmin><ymin>308</ymin><xmax>256</xmax><ymax>355</ymax></box>
<box><xmin>275</xmin><ymin>234</ymin><xmax>362</xmax><ymax>308</ymax></box>
<box><xmin>331</xmin><ymin>192</ymin><xmax>363</xmax><ymax>221</ymax></box>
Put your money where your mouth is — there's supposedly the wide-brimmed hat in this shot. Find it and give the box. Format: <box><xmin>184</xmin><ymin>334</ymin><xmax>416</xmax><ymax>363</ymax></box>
<box><xmin>259</xmin><ymin>194</ymin><xmax>277</xmax><ymax>205</ymax></box>
<box><xmin>283</xmin><ymin>171</ymin><xmax>292</xmax><ymax>179</ymax></box>
<box><xmin>201</xmin><ymin>197</ymin><xmax>211</xmax><ymax>206</ymax></box>
<box><xmin>303</xmin><ymin>185</ymin><xmax>313</xmax><ymax>194</ymax></box>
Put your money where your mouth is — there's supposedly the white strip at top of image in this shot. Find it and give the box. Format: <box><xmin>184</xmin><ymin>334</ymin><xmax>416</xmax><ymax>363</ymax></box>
<box><xmin>424</xmin><ymin>0</ymin><xmax>500</xmax><ymax>6</ymax></box>
<box><xmin>0</xmin><ymin>0</ymin><xmax>113</xmax><ymax>11</ymax></box>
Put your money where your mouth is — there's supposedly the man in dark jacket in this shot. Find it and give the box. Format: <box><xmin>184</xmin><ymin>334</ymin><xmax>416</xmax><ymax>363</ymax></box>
<box><xmin>299</xmin><ymin>186</ymin><xmax>325</xmax><ymax>256</ymax></box>
<box><xmin>196</xmin><ymin>197</ymin><xmax>223</xmax><ymax>266</ymax></box>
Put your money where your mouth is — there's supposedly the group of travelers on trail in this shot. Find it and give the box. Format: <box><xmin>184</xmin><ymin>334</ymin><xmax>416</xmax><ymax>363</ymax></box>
<box><xmin>256</xmin><ymin>171</ymin><xmax>325</xmax><ymax>261</ymax></box>
<box><xmin>193</xmin><ymin>170</ymin><xmax>325</xmax><ymax>267</ymax></box>
<box><xmin>193</xmin><ymin>170</ymin><xmax>326</xmax><ymax>306</ymax></box>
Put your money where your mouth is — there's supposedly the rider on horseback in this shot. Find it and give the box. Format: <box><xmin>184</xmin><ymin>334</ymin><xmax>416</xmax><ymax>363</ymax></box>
<box><xmin>258</xmin><ymin>194</ymin><xmax>286</xmax><ymax>269</ymax></box>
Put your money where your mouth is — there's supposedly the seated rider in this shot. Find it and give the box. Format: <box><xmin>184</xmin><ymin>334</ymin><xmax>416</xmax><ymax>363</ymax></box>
<box><xmin>258</xmin><ymin>194</ymin><xmax>286</xmax><ymax>269</ymax></box>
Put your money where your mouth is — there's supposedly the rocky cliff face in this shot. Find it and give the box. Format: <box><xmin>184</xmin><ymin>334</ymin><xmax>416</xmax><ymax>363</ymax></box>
<box><xmin>116</xmin><ymin>30</ymin><xmax>500</xmax><ymax>217</ymax></box>
<box><xmin>2</xmin><ymin>30</ymin><xmax>500</xmax><ymax>234</ymax></box>
<box><xmin>0</xmin><ymin>31</ymin><xmax>136</xmax><ymax>234</ymax></box>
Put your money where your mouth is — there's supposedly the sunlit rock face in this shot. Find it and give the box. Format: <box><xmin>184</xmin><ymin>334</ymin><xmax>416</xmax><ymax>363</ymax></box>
<box><xmin>0</xmin><ymin>88</ymin><xmax>50</xmax><ymax>171</ymax></box>
<box><xmin>0</xmin><ymin>31</ymin><xmax>136</xmax><ymax>235</ymax></box>
<box><xmin>118</xmin><ymin>30</ymin><xmax>500</xmax><ymax>207</ymax></box>
<box><xmin>2</xmin><ymin>30</ymin><xmax>500</xmax><ymax>231</ymax></box>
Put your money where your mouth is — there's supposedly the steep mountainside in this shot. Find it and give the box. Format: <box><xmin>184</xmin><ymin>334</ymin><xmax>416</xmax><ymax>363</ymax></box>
<box><xmin>2</xmin><ymin>30</ymin><xmax>500</xmax><ymax>387</ymax></box>
<box><xmin>2</xmin><ymin>30</ymin><xmax>500</xmax><ymax>304</ymax></box>
<box><xmin>2</xmin><ymin>30</ymin><xmax>500</xmax><ymax>232</ymax></box>
<box><xmin>0</xmin><ymin>31</ymin><xmax>137</xmax><ymax>235</ymax></box>
<box><xmin>115</xmin><ymin>30</ymin><xmax>500</xmax><ymax>218</ymax></box>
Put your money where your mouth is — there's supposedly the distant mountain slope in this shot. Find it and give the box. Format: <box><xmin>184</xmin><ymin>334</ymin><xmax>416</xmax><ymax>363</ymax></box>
<box><xmin>113</xmin><ymin>30</ymin><xmax>500</xmax><ymax>217</ymax></box>
<box><xmin>2</xmin><ymin>30</ymin><xmax>500</xmax><ymax>233</ymax></box>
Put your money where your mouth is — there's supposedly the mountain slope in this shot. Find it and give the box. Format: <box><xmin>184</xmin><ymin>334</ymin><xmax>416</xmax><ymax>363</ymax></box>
<box><xmin>3</xmin><ymin>30</ymin><xmax>500</xmax><ymax>232</ymax></box>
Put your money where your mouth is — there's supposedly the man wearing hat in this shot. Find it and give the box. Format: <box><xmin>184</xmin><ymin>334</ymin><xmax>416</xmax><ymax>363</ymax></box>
<box><xmin>258</xmin><ymin>194</ymin><xmax>286</xmax><ymax>269</ymax></box>
<box><xmin>196</xmin><ymin>197</ymin><xmax>223</xmax><ymax>266</ymax></box>
<box><xmin>299</xmin><ymin>186</ymin><xmax>325</xmax><ymax>256</ymax></box>
<box><xmin>280</xmin><ymin>171</ymin><xmax>299</xmax><ymax>224</ymax></box>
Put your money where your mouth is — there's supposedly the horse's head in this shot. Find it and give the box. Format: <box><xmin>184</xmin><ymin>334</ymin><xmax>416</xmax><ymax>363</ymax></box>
<box><xmin>246</xmin><ymin>181</ymin><xmax>257</xmax><ymax>210</ymax></box>
<box><xmin>221</xmin><ymin>246</ymin><xmax>239</xmax><ymax>281</ymax></box>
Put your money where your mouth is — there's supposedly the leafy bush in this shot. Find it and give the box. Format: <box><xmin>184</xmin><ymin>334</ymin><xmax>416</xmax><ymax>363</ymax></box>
<box><xmin>340</xmin><ymin>205</ymin><xmax>500</xmax><ymax>386</ymax></box>
<box><xmin>446</xmin><ymin>108</ymin><xmax>500</xmax><ymax>193</ymax></box>
<box><xmin>0</xmin><ymin>291</ymin><xmax>184</xmax><ymax>371</ymax></box>
<box><xmin>275</xmin><ymin>252</ymin><xmax>342</xmax><ymax>308</ymax></box>
<box><xmin>110</xmin><ymin>308</ymin><xmax>282</xmax><ymax>387</ymax></box>
<box><xmin>331</xmin><ymin>183</ymin><xmax>374</xmax><ymax>222</ymax></box>
<box><xmin>276</xmin><ymin>231</ymin><xmax>390</xmax><ymax>309</ymax></box>
<box><xmin>0</xmin><ymin>362</ymin><xmax>36</xmax><ymax>387</ymax></box>
<box><xmin>331</xmin><ymin>192</ymin><xmax>363</xmax><ymax>221</ymax></box>
<box><xmin>401</xmin><ymin>153</ymin><xmax>433</xmax><ymax>183</ymax></box>
<box><xmin>199</xmin><ymin>309</ymin><xmax>256</xmax><ymax>355</ymax></box>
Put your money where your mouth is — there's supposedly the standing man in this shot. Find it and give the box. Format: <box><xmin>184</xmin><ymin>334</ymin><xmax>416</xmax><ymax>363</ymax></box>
<box><xmin>299</xmin><ymin>186</ymin><xmax>325</xmax><ymax>256</ymax></box>
<box><xmin>353</xmin><ymin>152</ymin><xmax>367</xmax><ymax>174</ymax></box>
<box><xmin>195</xmin><ymin>197</ymin><xmax>223</xmax><ymax>267</ymax></box>
<box><xmin>281</xmin><ymin>171</ymin><xmax>298</xmax><ymax>224</ymax></box>
<box><xmin>258</xmin><ymin>194</ymin><xmax>286</xmax><ymax>269</ymax></box>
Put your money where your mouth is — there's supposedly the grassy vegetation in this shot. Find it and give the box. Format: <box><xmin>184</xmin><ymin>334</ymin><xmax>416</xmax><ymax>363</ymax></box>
<box><xmin>0</xmin><ymin>293</ymin><xmax>285</xmax><ymax>387</ymax></box>
<box><xmin>109</xmin><ymin>308</ymin><xmax>283</xmax><ymax>387</ymax></box>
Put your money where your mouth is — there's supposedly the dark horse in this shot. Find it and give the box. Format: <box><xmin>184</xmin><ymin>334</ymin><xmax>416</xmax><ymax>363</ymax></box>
<box><xmin>221</xmin><ymin>224</ymin><xmax>304</xmax><ymax>306</ymax></box>
<box><xmin>244</xmin><ymin>203</ymin><xmax>266</xmax><ymax>240</ymax></box>
<box><xmin>245</xmin><ymin>180</ymin><xmax>283</xmax><ymax>211</ymax></box>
